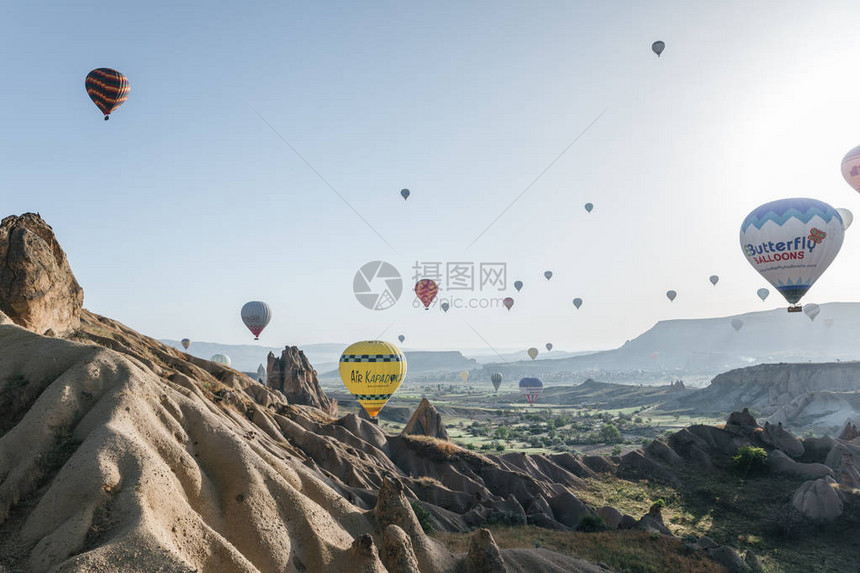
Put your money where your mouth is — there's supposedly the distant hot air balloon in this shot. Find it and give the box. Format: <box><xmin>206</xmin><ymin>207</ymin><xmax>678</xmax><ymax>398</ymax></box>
<box><xmin>503</xmin><ymin>297</ymin><xmax>514</xmax><ymax>311</ymax></box>
<box><xmin>241</xmin><ymin>301</ymin><xmax>272</xmax><ymax>340</ymax></box>
<box><xmin>731</xmin><ymin>318</ymin><xmax>743</xmax><ymax>332</ymax></box>
<box><xmin>544</xmin><ymin>271</ymin><xmax>553</xmax><ymax>280</ymax></box>
<box><xmin>398</xmin><ymin>334</ymin><xmax>405</xmax><ymax>343</ymax></box>
<box><xmin>514</xmin><ymin>281</ymin><xmax>523</xmax><ymax>292</ymax></box>
<box><xmin>757</xmin><ymin>288</ymin><xmax>770</xmax><ymax>301</ymax></box>
<box><xmin>181</xmin><ymin>338</ymin><xmax>191</xmax><ymax>350</ymax></box>
<box><xmin>545</xmin><ymin>343</ymin><xmax>553</xmax><ymax>352</ymax></box>
<box><xmin>211</xmin><ymin>354</ymin><xmax>231</xmax><ymax>367</ymax></box>
<box><xmin>652</xmin><ymin>41</ymin><xmax>665</xmax><ymax>57</ymax></box>
<box><xmin>415</xmin><ymin>279</ymin><xmax>439</xmax><ymax>310</ymax></box>
<box><xmin>257</xmin><ymin>364</ymin><xmax>267</xmax><ymax>383</ymax></box>
<box><xmin>339</xmin><ymin>340</ymin><xmax>406</xmax><ymax>418</ymax></box>
<box><xmin>584</xmin><ymin>203</ymin><xmax>594</xmax><ymax>213</ymax></box>
<box><xmin>401</xmin><ymin>189</ymin><xmax>410</xmax><ymax>200</ymax></box>
<box><xmin>460</xmin><ymin>370</ymin><xmax>469</xmax><ymax>383</ymax></box>
<box><xmin>740</xmin><ymin>198</ymin><xmax>844</xmax><ymax>308</ymax></box>
<box><xmin>841</xmin><ymin>145</ymin><xmax>860</xmax><ymax>192</ymax></box>
<box><xmin>527</xmin><ymin>347</ymin><xmax>539</xmax><ymax>360</ymax></box>
<box><xmin>825</xmin><ymin>318</ymin><xmax>834</xmax><ymax>328</ymax></box>
<box><xmin>666</xmin><ymin>290</ymin><xmax>677</xmax><ymax>302</ymax></box>
<box><xmin>490</xmin><ymin>372</ymin><xmax>503</xmax><ymax>392</ymax></box>
<box><xmin>519</xmin><ymin>377</ymin><xmax>543</xmax><ymax>404</ymax></box>
<box><xmin>709</xmin><ymin>275</ymin><xmax>719</xmax><ymax>286</ymax></box>
<box><xmin>572</xmin><ymin>298</ymin><xmax>583</xmax><ymax>309</ymax></box>
<box><xmin>85</xmin><ymin>68</ymin><xmax>130</xmax><ymax>120</ymax></box>
<box><xmin>803</xmin><ymin>303</ymin><xmax>820</xmax><ymax>321</ymax></box>
<box><xmin>836</xmin><ymin>208</ymin><xmax>853</xmax><ymax>229</ymax></box>
<box><xmin>441</xmin><ymin>301</ymin><xmax>450</xmax><ymax>312</ymax></box>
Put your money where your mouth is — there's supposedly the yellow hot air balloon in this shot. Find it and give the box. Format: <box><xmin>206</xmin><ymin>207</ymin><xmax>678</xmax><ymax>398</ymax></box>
<box><xmin>339</xmin><ymin>340</ymin><xmax>407</xmax><ymax>418</ymax></box>
<box><xmin>460</xmin><ymin>370</ymin><xmax>469</xmax><ymax>383</ymax></box>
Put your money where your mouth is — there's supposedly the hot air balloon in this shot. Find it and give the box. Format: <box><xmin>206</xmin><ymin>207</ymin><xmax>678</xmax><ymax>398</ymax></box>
<box><xmin>441</xmin><ymin>301</ymin><xmax>450</xmax><ymax>312</ymax></box>
<box><xmin>211</xmin><ymin>354</ymin><xmax>231</xmax><ymax>367</ymax></box>
<box><xmin>757</xmin><ymin>288</ymin><xmax>770</xmax><ymax>301</ymax></box>
<box><xmin>825</xmin><ymin>318</ymin><xmax>834</xmax><ymax>328</ymax></box>
<box><xmin>584</xmin><ymin>203</ymin><xmax>594</xmax><ymax>213</ymax></box>
<box><xmin>503</xmin><ymin>297</ymin><xmax>514</xmax><ymax>311</ymax></box>
<box><xmin>460</xmin><ymin>370</ymin><xmax>469</xmax><ymax>383</ymax></box>
<box><xmin>804</xmin><ymin>303</ymin><xmax>820</xmax><ymax>321</ymax></box>
<box><xmin>398</xmin><ymin>334</ymin><xmax>405</xmax><ymax>343</ymax></box>
<box><xmin>181</xmin><ymin>338</ymin><xmax>191</xmax><ymax>350</ymax></box>
<box><xmin>740</xmin><ymin>198</ymin><xmax>844</xmax><ymax>309</ymax></box>
<box><xmin>490</xmin><ymin>372</ymin><xmax>503</xmax><ymax>392</ymax></box>
<box><xmin>401</xmin><ymin>189</ymin><xmax>410</xmax><ymax>200</ymax></box>
<box><xmin>339</xmin><ymin>340</ymin><xmax>406</xmax><ymax>419</ymax></box>
<box><xmin>257</xmin><ymin>364</ymin><xmax>267</xmax><ymax>383</ymax></box>
<box><xmin>841</xmin><ymin>145</ymin><xmax>860</xmax><ymax>192</ymax></box>
<box><xmin>514</xmin><ymin>281</ymin><xmax>523</xmax><ymax>292</ymax></box>
<box><xmin>415</xmin><ymin>279</ymin><xmax>439</xmax><ymax>310</ymax></box>
<box><xmin>709</xmin><ymin>275</ymin><xmax>719</xmax><ymax>286</ymax></box>
<box><xmin>666</xmin><ymin>290</ymin><xmax>677</xmax><ymax>302</ymax></box>
<box><xmin>545</xmin><ymin>343</ymin><xmax>553</xmax><ymax>352</ymax></box>
<box><xmin>837</xmin><ymin>208</ymin><xmax>853</xmax><ymax>229</ymax></box>
<box><xmin>731</xmin><ymin>318</ymin><xmax>743</xmax><ymax>332</ymax></box>
<box><xmin>544</xmin><ymin>271</ymin><xmax>553</xmax><ymax>280</ymax></box>
<box><xmin>572</xmin><ymin>298</ymin><xmax>583</xmax><ymax>309</ymax></box>
<box><xmin>241</xmin><ymin>301</ymin><xmax>272</xmax><ymax>340</ymax></box>
<box><xmin>85</xmin><ymin>68</ymin><xmax>130</xmax><ymax>120</ymax></box>
<box><xmin>527</xmin><ymin>347</ymin><xmax>539</xmax><ymax>360</ymax></box>
<box><xmin>519</xmin><ymin>377</ymin><xmax>543</xmax><ymax>404</ymax></box>
<box><xmin>652</xmin><ymin>41</ymin><xmax>665</xmax><ymax>57</ymax></box>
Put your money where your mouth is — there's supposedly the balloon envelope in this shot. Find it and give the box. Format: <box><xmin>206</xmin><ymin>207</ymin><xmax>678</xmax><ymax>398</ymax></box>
<box><xmin>527</xmin><ymin>347</ymin><xmax>538</xmax><ymax>360</ymax></box>
<box><xmin>460</xmin><ymin>371</ymin><xmax>469</xmax><ymax>383</ymax></box>
<box><xmin>519</xmin><ymin>377</ymin><xmax>543</xmax><ymax>404</ymax></box>
<box><xmin>757</xmin><ymin>288</ymin><xmax>770</xmax><ymax>301</ymax></box>
<box><xmin>503</xmin><ymin>297</ymin><xmax>514</xmax><ymax>310</ymax></box>
<box><xmin>572</xmin><ymin>298</ymin><xmax>583</xmax><ymax>309</ymax></box>
<box><xmin>398</xmin><ymin>334</ymin><xmax>405</xmax><ymax>343</ymax></box>
<box><xmin>339</xmin><ymin>340</ymin><xmax>406</xmax><ymax>418</ymax></box>
<box><xmin>666</xmin><ymin>290</ymin><xmax>677</xmax><ymax>302</ymax></box>
<box><xmin>441</xmin><ymin>301</ymin><xmax>450</xmax><ymax>312</ymax></box>
<box><xmin>841</xmin><ymin>145</ymin><xmax>860</xmax><ymax>192</ymax></box>
<box><xmin>257</xmin><ymin>364</ymin><xmax>266</xmax><ymax>383</ymax></box>
<box><xmin>181</xmin><ymin>338</ymin><xmax>191</xmax><ymax>350</ymax></box>
<box><xmin>85</xmin><ymin>68</ymin><xmax>130</xmax><ymax>119</ymax></box>
<box><xmin>514</xmin><ymin>281</ymin><xmax>523</xmax><ymax>292</ymax></box>
<box><xmin>401</xmin><ymin>188</ymin><xmax>410</xmax><ymax>200</ymax></box>
<box><xmin>490</xmin><ymin>372</ymin><xmax>503</xmax><ymax>392</ymax></box>
<box><xmin>731</xmin><ymin>319</ymin><xmax>743</xmax><ymax>332</ymax></box>
<box><xmin>544</xmin><ymin>271</ymin><xmax>553</xmax><ymax>280</ymax></box>
<box><xmin>837</xmin><ymin>208</ymin><xmax>853</xmax><ymax>229</ymax></box>
<box><xmin>415</xmin><ymin>279</ymin><xmax>439</xmax><ymax>309</ymax></box>
<box><xmin>584</xmin><ymin>203</ymin><xmax>593</xmax><ymax>213</ymax></box>
<box><xmin>709</xmin><ymin>275</ymin><xmax>719</xmax><ymax>286</ymax></box>
<box><xmin>241</xmin><ymin>301</ymin><xmax>272</xmax><ymax>340</ymax></box>
<box><xmin>804</xmin><ymin>303</ymin><xmax>820</xmax><ymax>321</ymax></box>
<box><xmin>740</xmin><ymin>198</ymin><xmax>844</xmax><ymax>305</ymax></box>
<box><xmin>825</xmin><ymin>318</ymin><xmax>834</xmax><ymax>327</ymax></box>
<box><xmin>652</xmin><ymin>41</ymin><xmax>665</xmax><ymax>57</ymax></box>
<box><xmin>545</xmin><ymin>343</ymin><xmax>553</xmax><ymax>351</ymax></box>
<box><xmin>211</xmin><ymin>354</ymin><xmax>231</xmax><ymax>367</ymax></box>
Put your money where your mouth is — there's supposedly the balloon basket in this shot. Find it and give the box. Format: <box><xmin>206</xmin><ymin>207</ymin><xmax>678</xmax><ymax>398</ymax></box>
<box><xmin>787</xmin><ymin>306</ymin><xmax>802</xmax><ymax>313</ymax></box>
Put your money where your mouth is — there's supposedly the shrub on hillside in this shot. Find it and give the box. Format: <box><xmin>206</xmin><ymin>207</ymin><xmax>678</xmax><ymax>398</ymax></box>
<box><xmin>732</xmin><ymin>446</ymin><xmax>769</xmax><ymax>475</ymax></box>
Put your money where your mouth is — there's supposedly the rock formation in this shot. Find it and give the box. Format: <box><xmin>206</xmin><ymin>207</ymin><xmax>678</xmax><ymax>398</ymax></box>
<box><xmin>402</xmin><ymin>398</ymin><xmax>449</xmax><ymax>440</ymax></box>
<box><xmin>463</xmin><ymin>529</ymin><xmax>506</xmax><ymax>573</ymax></box>
<box><xmin>267</xmin><ymin>345</ymin><xmax>337</xmax><ymax>416</ymax></box>
<box><xmin>0</xmin><ymin>213</ymin><xmax>83</xmax><ymax>336</ymax></box>
<box><xmin>791</xmin><ymin>476</ymin><xmax>844</xmax><ymax>521</ymax></box>
<box><xmin>838</xmin><ymin>420</ymin><xmax>858</xmax><ymax>441</ymax></box>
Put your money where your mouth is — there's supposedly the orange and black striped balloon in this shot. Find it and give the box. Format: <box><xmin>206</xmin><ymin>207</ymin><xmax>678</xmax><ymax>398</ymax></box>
<box><xmin>85</xmin><ymin>68</ymin><xmax>130</xmax><ymax>120</ymax></box>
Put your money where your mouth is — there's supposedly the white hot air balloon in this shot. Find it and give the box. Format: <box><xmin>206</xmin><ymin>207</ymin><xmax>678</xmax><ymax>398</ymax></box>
<box><xmin>241</xmin><ymin>301</ymin><xmax>272</xmax><ymax>340</ymax></box>
<box><xmin>211</xmin><ymin>354</ymin><xmax>231</xmax><ymax>367</ymax></box>
<box><xmin>757</xmin><ymin>288</ymin><xmax>770</xmax><ymax>302</ymax></box>
<box><xmin>740</xmin><ymin>198</ymin><xmax>844</xmax><ymax>310</ymax></box>
<box><xmin>836</xmin><ymin>208</ymin><xmax>853</xmax><ymax>230</ymax></box>
<box><xmin>841</xmin><ymin>145</ymin><xmax>860</xmax><ymax>192</ymax></box>
<box><xmin>803</xmin><ymin>303</ymin><xmax>820</xmax><ymax>321</ymax></box>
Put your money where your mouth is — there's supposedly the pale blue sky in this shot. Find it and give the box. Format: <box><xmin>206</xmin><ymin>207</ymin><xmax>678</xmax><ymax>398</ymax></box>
<box><xmin>5</xmin><ymin>1</ymin><xmax>860</xmax><ymax>352</ymax></box>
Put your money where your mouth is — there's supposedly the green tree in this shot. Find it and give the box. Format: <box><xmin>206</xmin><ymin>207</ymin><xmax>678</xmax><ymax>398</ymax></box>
<box><xmin>600</xmin><ymin>423</ymin><xmax>623</xmax><ymax>444</ymax></box>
